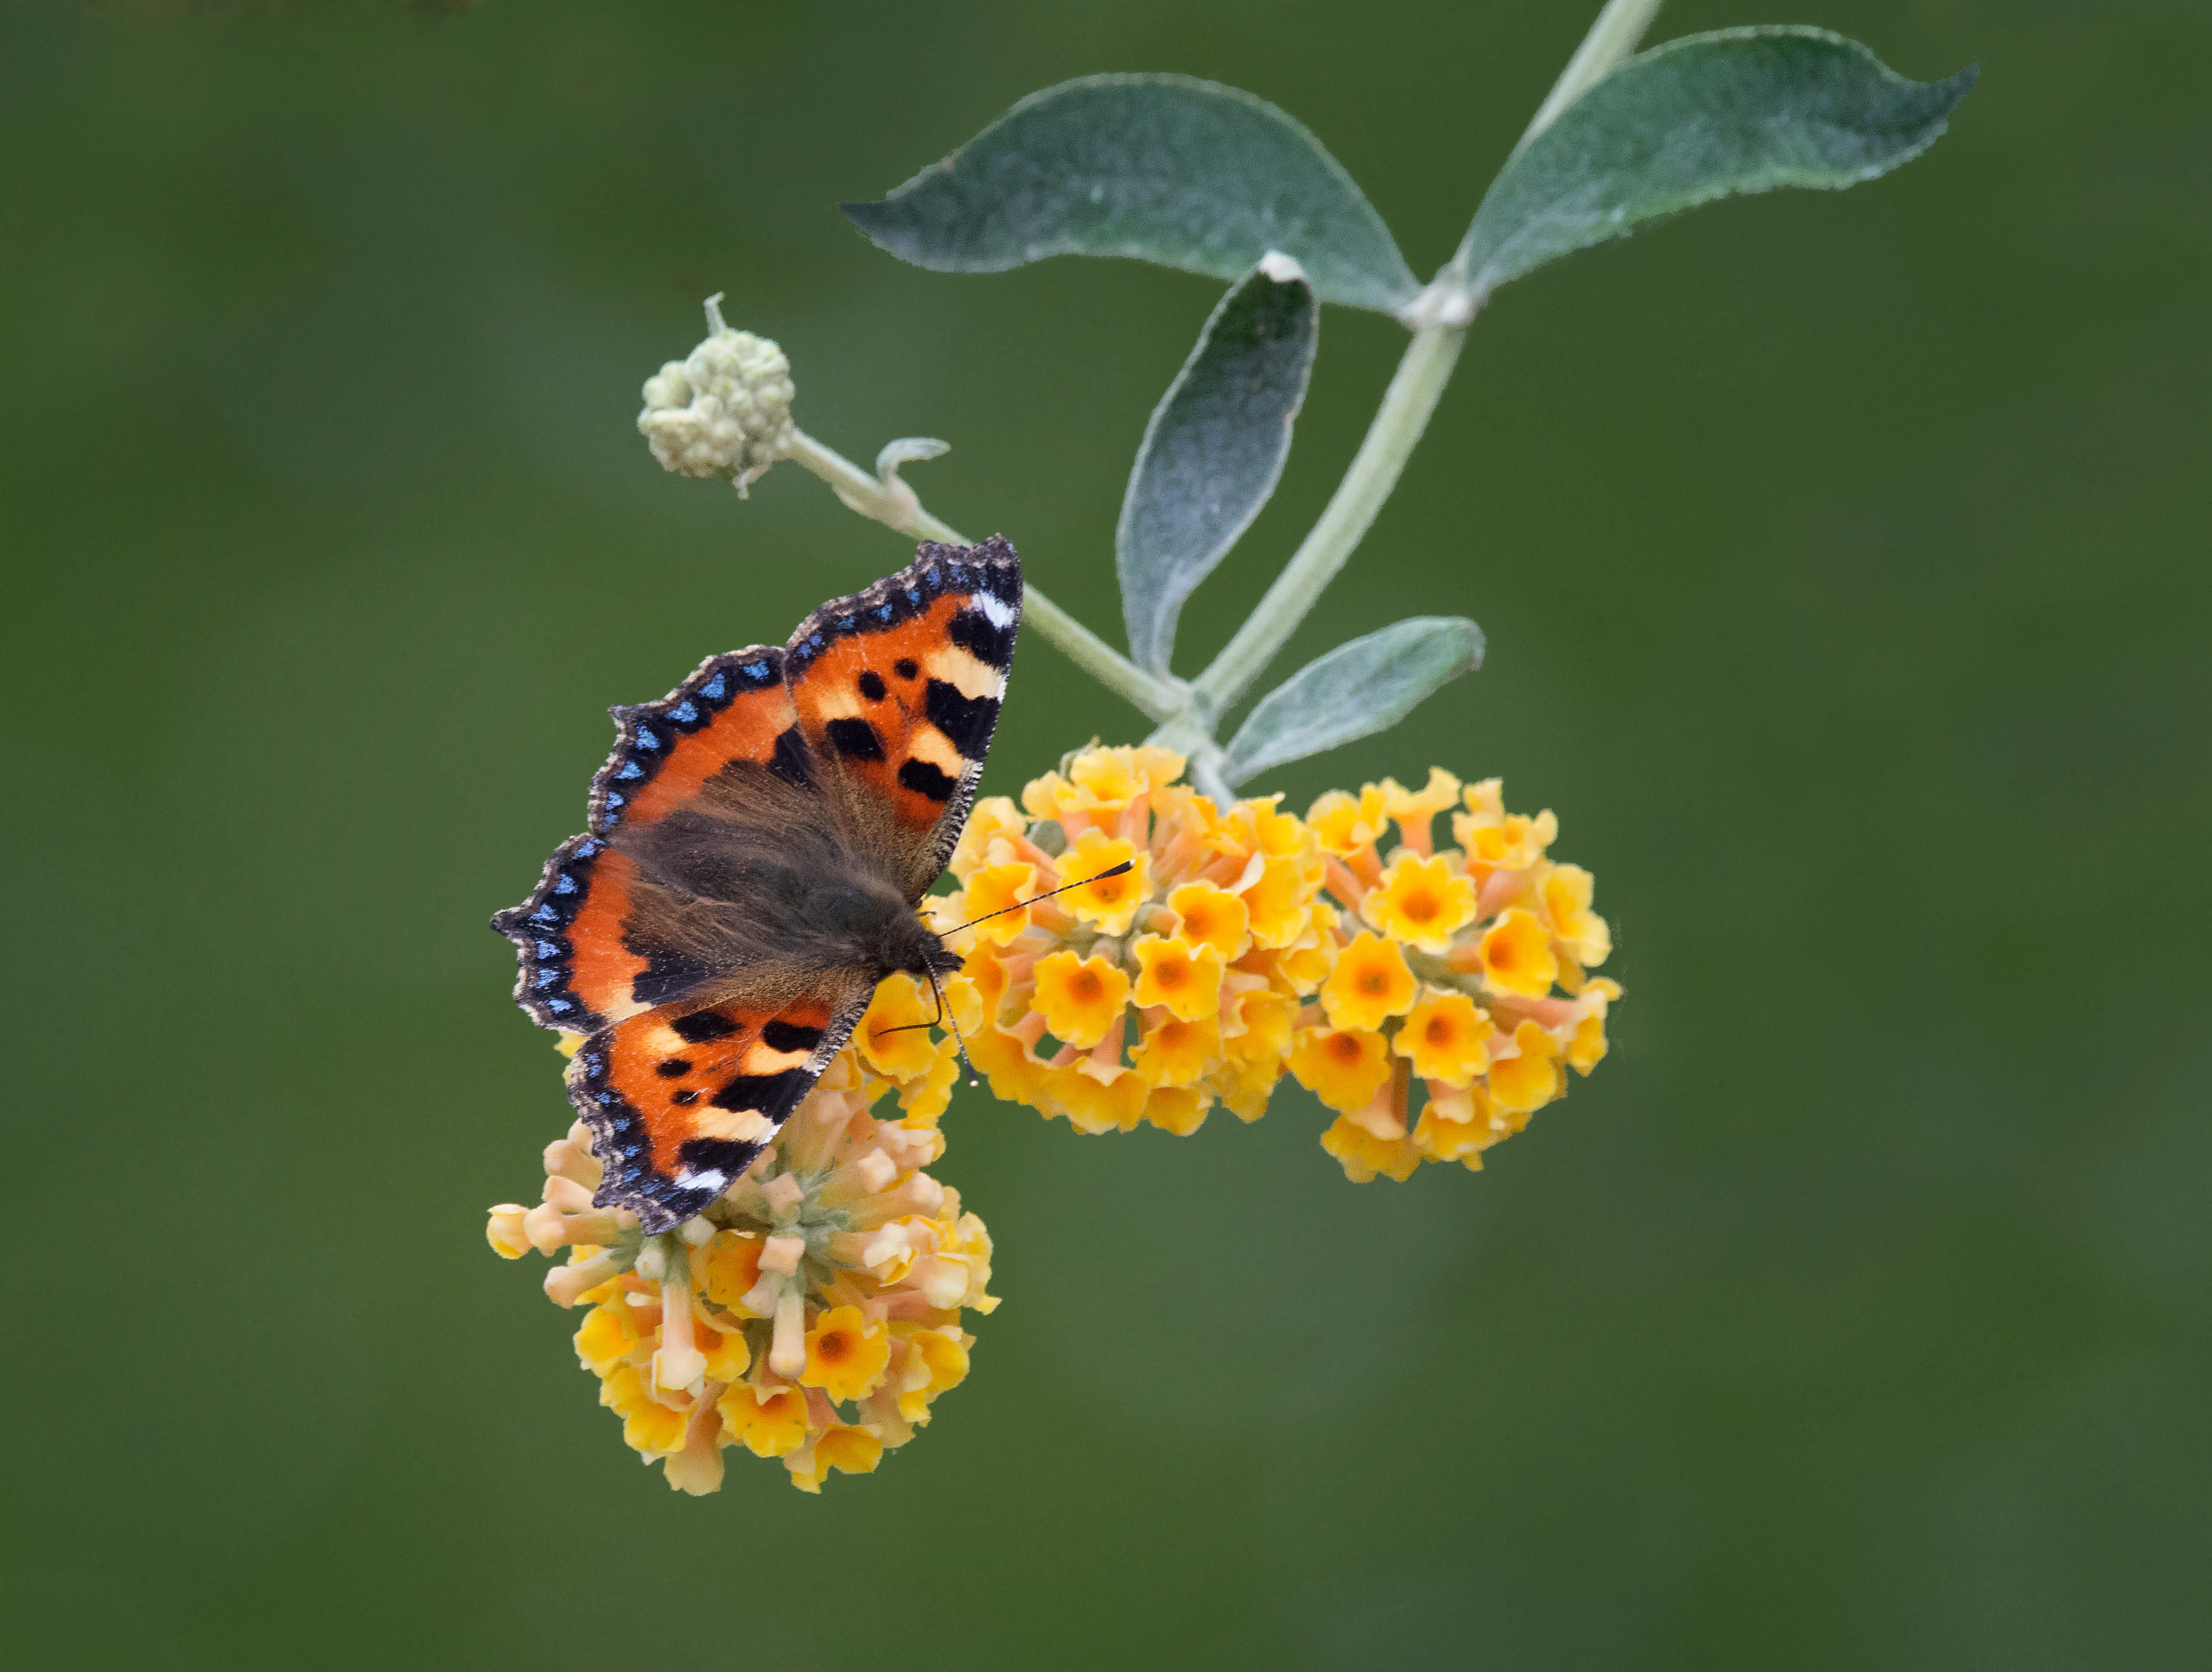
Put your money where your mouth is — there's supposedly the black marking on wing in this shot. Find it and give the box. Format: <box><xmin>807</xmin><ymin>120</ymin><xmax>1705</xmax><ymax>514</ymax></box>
<box><xmin>711</xmin><ymin>1070</ymin><xmax>809</xmax><ymax>1112</ymax></box>
<box><xmin>672</xmin><ymin>1010</ymin><xmax>741</xmax><ymax>1044</ymax></box>
<box><xmin>925</xmin><ymin>680</ymin><xmax>1001</xmax><ymax>759</ymax></box>
<box><xmin>898</xmin><ymin>758</ymin><xmax>958</xmax><ymax>802</ymax></box>
<box><xmin>761</xmin><ymin>1019</ymin><xmax>824</xmax><ymax>1054</ymax></box>
<box><xmin>825</xmin><ymin>716</ymin><xmax>887</xmax><ymax>761</ymax></box>
<box><xmin>949</xmin><ymin>606</ymin><xmax>1015</xmax><ymax>670</ymax></box>
<box><xmin>858</xmin><ymin>669</ymin><xmax>888</xmax><ymax>701</ymax></box>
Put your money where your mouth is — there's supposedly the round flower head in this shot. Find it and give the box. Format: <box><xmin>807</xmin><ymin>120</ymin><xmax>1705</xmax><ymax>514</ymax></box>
<box><xmin>637</xmin><ymin>296</ymin><xmax>796</xmax><ymax>492</ymax></box>
<box><xmin>486</xmin><ymin>1041</ymin><xmax>994</xmax><ymax>1495</ymax></box>
<box><xmin>1289</xmin><ymin>772</ymin><xmax>1621</xmax><ymax>1181</ymax></box>
<box><xmin>943</xmin><ymin>746</ymin><xmax>1326</xmax><ymax>1137</ymax></box>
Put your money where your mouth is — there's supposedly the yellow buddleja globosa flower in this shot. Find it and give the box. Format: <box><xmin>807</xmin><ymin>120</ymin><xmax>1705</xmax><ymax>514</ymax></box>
<box><xmin>939</xmin><ymin>744</ymin><xmax>1329</xmax><ymax>1135</ymax></box>
<box><xmin>485</xmin><ymin>1016</ymin><xmax>994</xmax><ymax>1496</ymax></box>
<box><xmin>942</xmin><ymin>749</ymin><xmax>1618</xmax><ymax>1175</ymax></box>
<box><xmin>1295</xmin><ymin>768</ymin><xmax>1621</xmax><ymax>1181</ymax></box>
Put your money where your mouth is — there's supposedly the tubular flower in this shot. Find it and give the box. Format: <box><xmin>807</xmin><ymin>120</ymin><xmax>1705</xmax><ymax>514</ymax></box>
<box><xmin>937</xmin><ymin>745</ymin><xmax>1328</xmax><ymax>1137</ymax></box>
<box><xmin>1287</xmin><ymin>772</ymin><xmax>1622</xmax><ymax>1181</ymax></box>
<box><xmin>484</xmin><ymin>1047</ymin><xmax>995</xmax><ymax>1495</ymax></box>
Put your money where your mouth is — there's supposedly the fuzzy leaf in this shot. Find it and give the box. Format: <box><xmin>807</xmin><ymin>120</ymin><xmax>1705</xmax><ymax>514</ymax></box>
<box><xmin>1222</xmin><ymin>617</ymin><xmax>1485</xmax><ymax>786</ymax></box>
<box><xmin>1461</xmin><ymin>28</ymin><xmax>1978</xmax><ymax>292</ymax></box>
<box><xmin>842</xmin><ymin>74</ymin><xmax>1419</xmax><ymax>314</ymax></box>
<box><xmin>1119</xmin><ymin>260</ymin><xmax>1318</xmax><ymax>676</ymax></box>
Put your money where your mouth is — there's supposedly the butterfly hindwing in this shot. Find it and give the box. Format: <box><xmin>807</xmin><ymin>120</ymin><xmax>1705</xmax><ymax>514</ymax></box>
<box><xmin>569</xmin><ymin>982</ymin><xmax>873</xmax><ymax>1232</ymax></box>
<box><xmin>784</xmin><ymin>536</ymin><xmax>1021</xmax><ymax>897</ymax></box>
<box><xmin>492</xmin><ymin>646</ymin><xmax>819</xmax><ymax>1032</ymax></box>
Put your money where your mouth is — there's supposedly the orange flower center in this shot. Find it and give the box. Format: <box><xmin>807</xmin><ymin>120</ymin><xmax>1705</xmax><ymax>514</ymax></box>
<box><xmin>1490</xmin><ymin>941</ymin><xmax>1516</xmax><ymax>969</ymax></box>
<box><xmin>1424</xmin><ymin>1016</ymin><xmax>1454</xmax><ymax>1045</ymax></box>
<box><xmin>1068</xmin><ymin>969</ymin><xmax>1102</xmax><ymax>1002</ymax></box>
<box><xmin>1399</xmin><ymin>888</ymin><xmax>1439</xmax><ymax>923</ymax></box>
<box><xmin>1154</xmin><ymin>962</ymin><xmax>1187</xmax><ymax>990</ymax></box>
<box><xmin>1324</xmin><ymin>1032</ymin><xmax>1364</xmax><ymax>1065</ymax></box>
<box><xmin>1357</xmin><ymin>966</ymin><xmax>1388</xmax><ymax>995</ymax></box>
<box><xmin>816</xmin><ymin>1330</ymin><xmax>854</xmax><ymax>1365</ymax></box>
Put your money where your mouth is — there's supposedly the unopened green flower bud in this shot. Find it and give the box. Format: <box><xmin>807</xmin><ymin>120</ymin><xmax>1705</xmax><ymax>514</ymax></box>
<box><xmin>637</xmin><ymin>294</ymin><xmax>795</xmax><ymax>491</ymax></box>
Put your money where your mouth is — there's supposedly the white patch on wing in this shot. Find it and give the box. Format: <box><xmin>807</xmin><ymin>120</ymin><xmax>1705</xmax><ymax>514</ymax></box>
<box><xmin>973</xmin><ymin>591</ymin><xmax>1016</xmax><ymax>629</ymax></box>
<box><xmin>907</xmin><ymin>725</ymin><xmax>966</xmax><ymax>778</ymax></box>
<box><xmin>675</xmin><ymin>1168</ymin><xmax>730</xmax><ymax>1193</ymax></box>
<box><xmin>743</xmin><ymin>1043</ymin><xmax>811</xmax><ymax>1073</ymax></box>
<box><xmin>923</xmin><ymin>643</ymin><xmax>1004</xmax><ymax>702</ymax></box>
<box><xmin>690</xmin><ymin>1108</ymin><xmax>774</xmax><ymax>1144</ymax></box>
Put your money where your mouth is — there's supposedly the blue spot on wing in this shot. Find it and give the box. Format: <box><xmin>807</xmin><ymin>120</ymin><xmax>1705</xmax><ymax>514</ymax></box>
<box><xmin>635</xmin><ymin>726</ymin><xmax>661</xmax><ymax>751</ymax></box>
<box><xmin>671</xmin><ymin>700</ymin><xmax>698</xmax><ymax>723</ymax></box>
<box><xmin>701</xmin><ymin>672</ymin><xmax>727</xmax><ymax>700</ymax></box>
<box><xmin>615</xmin><ymin>761</ymin><xmax>644</xmax><ymax>780</ymax></box>
<box><xmin>554</xmin><ymin>874</ymin><xmax>577</xmax><ymax>895</ymax></box>
<box><xmin>743</xmin><ymin>659</ymin><xmax>771</xmax><ymax>681</ymax></box>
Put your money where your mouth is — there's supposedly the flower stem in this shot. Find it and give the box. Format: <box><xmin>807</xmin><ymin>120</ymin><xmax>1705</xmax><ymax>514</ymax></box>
<box><xmin>1189</xmin><ymin>320</ymin><xmax>1467</xmax><ymax>716</ymax></box>
<box><xmin>1189</xmin><ymin>0</ymin><xmax>1663</xmax><ymax>723</ymax></box>
<box><xmin>1518</xmin><ymin>0</ymin><xmax>1666</xmax><ymax>153</ymax></box>
<box><xmin>782</xmin><ymin>427</ymin><xmax>1186</xmax><ymax>721</ymax></box>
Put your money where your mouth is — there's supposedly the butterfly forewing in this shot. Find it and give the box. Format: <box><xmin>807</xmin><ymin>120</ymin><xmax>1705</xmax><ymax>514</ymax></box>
<box><xmin>785</xmin><ymin>536</ymin><xmax>1021</xmax><ymax>898</ymax></box>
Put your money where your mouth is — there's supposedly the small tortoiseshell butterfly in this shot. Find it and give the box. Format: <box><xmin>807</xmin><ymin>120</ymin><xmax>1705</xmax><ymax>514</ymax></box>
<box><xmin>493</xmin><ymin>536</ymin><xmax>1021</xmax><ymax>1232</ymax></box>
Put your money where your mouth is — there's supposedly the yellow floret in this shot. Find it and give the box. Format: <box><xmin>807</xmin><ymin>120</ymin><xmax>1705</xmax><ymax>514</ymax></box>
<box><xmin>1321</xmin><ymin>930</ymin><xmax>1419</xmax><ymax>1031</ymax></box>
<box><xmin>1487</xmin><ymin>1020</ymin><xmax>1564</xmax><ymax>1114</ymax></box>
<box><xmin>1030</xmin><ymin>950</ymin><xmax>1132</xmax><ymax>1049</ymax></box>
<box><xmin>1132</xmin><ymin>934</ymin><xmax>1225</xmax><ymax>1022</ymax></box>
<box><xmin>1395</xmin><ymin>989</ymin><xmax>1495</xmax><ymax>1088</ymax></box>
<box><xmin>802</xmin><ymin>1303</ymin><xmax>892</xmax><ymax>1403</ymax></box>
<box><xmin>1132</xmin><ymin>1013</ymin><xmax>1220</xmax><ymax>1088</ymax></box>
<box><xmin>1060</xmin><ymin>829</ymin><xmax>1148</xmax><ymax>934</ymax></box>
<box><xmin>1478</xmin><ymin>909</ymin><xmax>1559</xmax><ymax>998</ymax></box>
<box><xmin>1166</xmin><ymin>880</ymin><xmax>1252</xmax><ymax>961</ymax></box>
<box><xmin>1287</xmin><ymin>1025</ymin><xmax>1393</xmax><ymax>1113</ymax></box>
<box><xmin>1364</xmin><ymin>851</ymin><xmax>1478</xmax><ymax>952</ymax></box>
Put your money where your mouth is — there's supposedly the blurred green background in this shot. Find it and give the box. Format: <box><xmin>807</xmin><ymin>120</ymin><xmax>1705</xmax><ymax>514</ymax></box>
<box><xmin>7</xmin><ymin>1</ymin><xmax>2207</xmax><ymax>1667</ymax></box>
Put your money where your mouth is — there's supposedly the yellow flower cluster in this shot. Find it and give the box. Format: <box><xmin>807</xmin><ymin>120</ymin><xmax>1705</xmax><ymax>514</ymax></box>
<box><xmin>1293</xmin><ymin>768</ymin><xmax>1619</xmax><ymax>1181</ymax></box>
<box><xmin>485</xmin><ymin>1008</ymin><xmax>994</xmax><ymax>1495</ymax></box>
<box><xmin>942</xmin><ymin>744</ymin><xmax>1333</xmax><ymax>1137</ymax></box>
<box><xmin>942</xmin><ymin>749</ymin><xmax>1618</xmax><ymax>1181</ymax></box>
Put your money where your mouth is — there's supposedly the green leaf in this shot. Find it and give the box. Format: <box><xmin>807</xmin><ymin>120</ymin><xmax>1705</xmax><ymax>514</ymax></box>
<box><xmin>841</xmin><ymin>74</ymin><xmax>1420</xmax><ymax>315</ymax></box>
<box><xmin>1119</xmin><ymin>260</ymin><xmax>1318</xmax><ymax>677</ymax></box>
<box><xmin>1461</xmin><ymin>28</ymin><xmax>1978</xmax><ymax>292</ymax></box>
<box><xmin>1221</xmin><ymin>617</ymin><xmax>1484</xmax><ymax>786</ymax></box>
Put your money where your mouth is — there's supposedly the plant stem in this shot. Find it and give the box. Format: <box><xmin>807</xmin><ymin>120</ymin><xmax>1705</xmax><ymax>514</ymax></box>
<box><xmin>1189</xmin><ymin>320</ymin><xmax>1467</xmax><ymax>716</ymax></box>
<box><xmin>781</xmin><ymin>427</ymin><xmax>1185</xmax><ymax>720</ymax></box>
<box><xmin>1190</xmin><ymin>0</ymin><xmax>1663</xmax><ymax>723</ymax></box>
<box><xmin>1519</xmin><ymin>0</ymin><xmax>1666</xmax><ymax>151</ymax></box>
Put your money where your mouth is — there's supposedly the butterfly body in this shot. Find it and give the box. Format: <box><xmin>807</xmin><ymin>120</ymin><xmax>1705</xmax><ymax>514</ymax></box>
<box><xmin>493</xmin><ymin>538</ymin><xmax>1020</xmax><ymax>1231</ymax></box>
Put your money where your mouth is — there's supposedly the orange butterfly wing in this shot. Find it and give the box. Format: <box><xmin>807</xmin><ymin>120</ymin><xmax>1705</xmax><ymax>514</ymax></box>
<box><xmin>493</xmin><ymin>537</ymin><xmax>1023</xmax><ymax>1231</ymax></box>
<box><xmin>784</xmin><ymin>536</ymin><xmax>1020</xmax><ymax>897</ymax></box>
<box><xmin>492</xmin><ymin>648</ymin><xmax>811</xmax><ymax>1031</ymax></box>
<box><xmin>569</xmin><ymin>986</ymin><xmax>869</xmax><ymax>1231</ymax></box>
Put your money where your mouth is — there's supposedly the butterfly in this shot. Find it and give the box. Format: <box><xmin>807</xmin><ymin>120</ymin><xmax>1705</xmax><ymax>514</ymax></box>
<box><xmin>493</xmin><ymin>536</ymin><xmax>1021</xmax><ymax>1233</ymax></box>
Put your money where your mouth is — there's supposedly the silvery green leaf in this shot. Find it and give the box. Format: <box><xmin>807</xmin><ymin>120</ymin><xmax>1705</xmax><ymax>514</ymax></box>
<box><xmin>1222</xmin><ymin>617</ymin><xmax>1485</xmax><ymax>786</ymax></box>
<box><xmin>841</xmin><ymin>74</ymin><xmax>1420</xmax><ymax>315</ymax></box>
<box><xmin>1119</xmin><ymin>259</ymin><xmax>1318</xmax><ymax>676</ymax></box>
<box><xmin>1461</xmin><ymin>28</ymin><xmax>1978</xmax><ymax>292</ymax></box>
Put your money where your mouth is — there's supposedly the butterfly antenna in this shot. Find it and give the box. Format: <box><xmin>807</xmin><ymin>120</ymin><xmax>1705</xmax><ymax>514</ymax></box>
<box><xmin>939</xmin><ymin>859</ymin><xmax>1134</xmax><ymax>939</ymax></box>
<box><xmin>929</xmin><ymin>961</ymin><xmax>978</xmax><ymax>1088</ymax></box>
